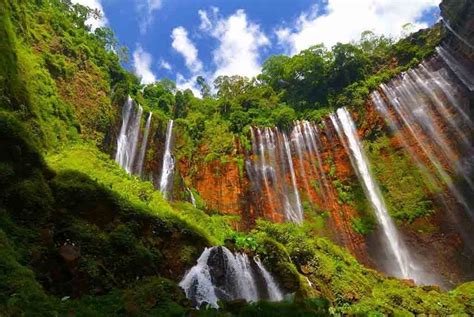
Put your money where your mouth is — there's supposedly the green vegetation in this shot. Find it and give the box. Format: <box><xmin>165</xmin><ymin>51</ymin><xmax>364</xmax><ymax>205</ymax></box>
<box><xmin>1</xmin><ymin>0</ymin><xmax>471</xmax><ymax>315</ymax></box>
<box><xmin>246</xmin><ymin>220</ymin><xmax>472</xmax><ymax>315</ymax></box>
<box><xmin>47</xmin><ymin>143</ymin><xmax>235</xmax><ymax>245</ymax></box>
<box><xmin>365</xmin><ymin>136</ymin><xmax>434</xmax><ymax>222</ymax></box>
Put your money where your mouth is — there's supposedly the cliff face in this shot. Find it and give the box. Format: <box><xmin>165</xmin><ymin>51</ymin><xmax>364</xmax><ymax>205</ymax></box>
<box><xmin>170</xmin><ymin>50</ymin><xmax>473</xmax><ymax>283</ymax></box>
<box><xmin>103</xmin><ymin>0</ymin><xmax>473</xmax><ymax>286</ymax></box>
<box><xmin>440</xmin><ymin>0</ymin><xmax>474</xmax><ymax>59</ymax></box>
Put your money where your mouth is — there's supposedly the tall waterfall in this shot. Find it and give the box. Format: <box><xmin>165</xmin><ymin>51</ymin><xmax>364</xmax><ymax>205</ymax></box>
<box><xmin>331</xmin><ymin>108</ymin><xmax>417</xmax><ymax>280</ymax></box>
<box><xmin>115</xmin><ymin>96</ymin><xmax>143</xmax><ymax>174</ymax></box>
<box><xmin>372</xmin><ymin>52</ymin><xmax>474</xmax><ymax>219</ymax></box>
<box><xmin>159</xmin><ymin>120</ymin><xmax>175</xmax><ymax>199</ymax></box>
<box><xmin>179</xmin><ymin>246</ymin><xmax>283</xmax><ymax>308</ymax></box>
<box><xmin>436</xmin><ymin>46</ymin><xmax>474</xmax><ymax>91</ymax></box>
<box><xmin>248</xmin><ymin>123</ymin><xmax>331</xmax><ymax>222</ymax></box>
<box><xmin>249</xmin><ymin>127</ymin><xmax>304</xmax><ymax>223</ymax></box>
<box><xmin>136</xmin><ymin>112</ymin><xmax>152</xmax><ymax>177</ymax></box>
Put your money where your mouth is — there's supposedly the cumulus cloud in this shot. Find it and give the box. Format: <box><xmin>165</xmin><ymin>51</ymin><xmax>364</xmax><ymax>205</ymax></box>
<box><xmin>200</xmin><ymin>8</ymin><xmax>270</xmax><ymax>78</ymax></box>
<box><xmin>70</xmin><ymin>0</ymin><xmax>108</xmax><ymax>30</ymax></box>
<box><xmin>159</xmin><ymin>58</ymin><xmax>172</xmax><ymax>71</ymax></box>
<box><xmin>176</xmin><ymin>73</ymin><xmax>202</xmax><ymax>96</ymax></box>
<box><xmin>136</xmin><ymin>0</ymin><xmax>163</xmax><ymax>34</ymax></box>
<box><xmin>172</xmin><ymin>8</ymin><xmax>270</xmax><ymax>97</ymax></box>
<box><xmin>277</xmin><ymin>0</ymin><xmax>440</xmax><ymax>55</ymax></box>
<box><xmin>198</xmin><ymin>7</ymin><xmax>219</xmax><ymax>32</ymax></box>
<box><xmin>171</xmin><ymin>27</ymin><xmax>204</xmax><ymax>74</ymax></box>
<box><xmin>133</xmin><ymin>46</ymin><xmax>156</xmax><ymax>85</ymax></box>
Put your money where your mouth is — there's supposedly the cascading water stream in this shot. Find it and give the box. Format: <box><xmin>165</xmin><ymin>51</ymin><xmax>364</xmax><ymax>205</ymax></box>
<box><xmin>282</xmin><ymin>133</ymin><xmax>304</xmax><ymax>223</ymax></box>
<box><xmin>301</xmin><ymin>121</ymin><xmax>329</xmax><ymax>202</ymax></box>
<box><xmin>254</xmin><ymin>257</ymin><xmax>283</xmax><ymax>301</ymax></box>
<box><xmin>159</xmin><ymin>120</ymin><xmax>175</xmax><ymax>199</ymax></box>
<box><xmin>250</xmin><ymin>127</ymin><xmax>304</xmax><ymax>223</ymax></box>
<box><xmin>179</xmin><ymin>246</ymin><xmax>284</xmax><ymax>308</ymax></box>
<box><xmin>187</xmin><ymin>188</ymin><xmax>197</xmax><ymax>207</ymax></box>
<box><xmin>136</xmin><ymin>112</ymin><xmax>152</xmax><ymax>177</ymax></box>
<box><xmin>331</xmin><ymin>108</ymin><xmax>417</xmax><ymax>280</ymax></box>
<box><xmin>376</xmin><ymin>54</ymin><xmax>474</xmax><ymax>217</ymax></box>
<box><xmin>179</xmin><ymin>248</ymin><xmax>218</xmax><ymax>308</ymax></box>
<box><xmin>441</xmin><ymin>19</ymin><xmax>474</xmax><ymax>50</ymax></box>
<box><xmin>115</xmin><ymin>97</ymin><xmax>143</xmax><ymax>174</ymax></box>
<box><xmin>436</xmin><ymin>46</ymin><xmax>474</xmax><ymax>91</ymax></box>
<box><xmin>291</xmin><ymin>123</ymin><xmax>313</xmax><ymax>200</ymax></box>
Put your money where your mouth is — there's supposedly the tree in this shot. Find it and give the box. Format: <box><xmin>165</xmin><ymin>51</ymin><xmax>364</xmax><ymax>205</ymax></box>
<box><xmin>214</xmin><ymin>75</ymin><xmax>249</xmax><ymax>100</ymax></box>
<box><xmin>174</xmin><ymin>89</ymin><xmax>193</xmax><ymax>118</ymax></box>
<box><xmin>330</xmin><ymin>43</ymin><xmax>372</xmax><ymax>91</ymax></box>
<box><xmin>271</xmin><ymin>105</ymin><xmax>296</xmax><ymax>131</ymax></box>
<box><xmin>196</xmin><ymin>76</ymin><xmax>211</xmax><ymax>98</ymax></box>
<box><xmin>143</xmin><ymin>82</ymin><xmax>175</xmax><ymax>113</ymax></box>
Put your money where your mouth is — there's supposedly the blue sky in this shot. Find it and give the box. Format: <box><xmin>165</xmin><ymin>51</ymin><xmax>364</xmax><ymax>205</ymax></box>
<box><xmin>73</xmin><ymin>0</ymin><xmax>441</xmax><ymax>94</ymax></box>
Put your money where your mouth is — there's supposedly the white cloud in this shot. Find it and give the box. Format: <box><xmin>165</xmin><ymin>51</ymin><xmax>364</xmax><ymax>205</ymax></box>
<box><xmin>136</xmin><ymin>0</ymin><xmax>163</xmax><ymax>34</ymax></box>
<box><xmin>159</xmin><ymin>58</ymin><xmax>172</xmax><ymax>71</ymax></box>
<box><xmin>70</xmin><ymin>0</ymin><xmax>108</xmax><ymax>30</ymax></box>
<box><xmin>198</xmin><ymin>7</ymin><xmax>219</xmax><ymax>32</ymax></box>
<box><xmin>204</xmin><ymin>9</ymin><xmax>270</xmax><ymax>78</ymax></box>
<box><xmin>277</xmin><ymin>0</ymin><xmax>440</xmax><ymax>55</ymax></box>
<box><xmin>172</xmin><ymin>8</ymin><xmax>270</xmax><ymax>99</ymax></box>
<box><xmin>198</xmin><ymin>10</ymin><xmax>212</xmax><ymax>31</ymax></box>
<box><xmin>133</xmin><ymin>46</ymin><xmax>156</xmax><ymax>85</ymax></box>
<box><xmin>176</xmin><ymin>73</ymin><xmax>201</xmax><ymax>97</ymax></box>
<box><xmin>171</xmin><ymin>27</ymin><xmax>204</xmax><ymax>74</ymax></box>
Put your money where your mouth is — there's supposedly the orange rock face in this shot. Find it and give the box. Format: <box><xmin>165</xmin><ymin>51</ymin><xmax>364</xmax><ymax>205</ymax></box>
<box><xmin>175</xmin><ymin>122</ymin><xmax>371</xmax><ymax>264</ymax></box>
<box><xmin>318</xmin><ymin>121</ymin><xmax>370</xmax><ymax>264</ymax></box>
<box><xmin>194</xmin><ymin>157</ymin><xmax>245</xmax><ymax>216</ymax></box>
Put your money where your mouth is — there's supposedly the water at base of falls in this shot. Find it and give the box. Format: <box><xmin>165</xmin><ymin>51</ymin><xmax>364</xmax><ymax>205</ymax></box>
<box><xmin>179</xmin><ymin>246</ymin><xmax>284</xmax><ymax>308</ymax></box>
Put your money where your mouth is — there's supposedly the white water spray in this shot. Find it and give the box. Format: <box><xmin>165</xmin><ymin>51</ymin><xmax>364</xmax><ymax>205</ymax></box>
<box><xmin>159</xmin><ymin>120</ymin><xmax>174</xmax><ymax>199</ymax></box>
<box><xmin>331</xmin><ymin>108</ymin><xmax>417</xmax><ymax>280</ymax></box>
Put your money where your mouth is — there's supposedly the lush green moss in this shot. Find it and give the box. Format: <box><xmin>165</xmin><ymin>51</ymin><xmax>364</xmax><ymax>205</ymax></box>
<box><xmin>365</xmin><ymin>136</ymin><xmax>435</xmax><ymax>222</ymax></box>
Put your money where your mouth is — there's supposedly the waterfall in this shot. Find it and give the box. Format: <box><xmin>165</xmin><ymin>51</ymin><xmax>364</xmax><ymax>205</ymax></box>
<box><xmin>115</xmin><ymin>97</ymin><xmax>143</xmax><ymax>174</ymax></box>
<box><xmin>159</xmin><ymin>120</ymin><xmax>175</xmax><ymax>199</ymax></box>
<box><xmin>136</xmin><ymin>112</ymin><xmax>152</xmax><ymax>177</ymax></box>
<box><xmin>331</xmin><ymin>108</ymin><xmax>417</xmax><ymax>280</ymax></box>
<box><xmin>374</xmin><ymin>54</ymin><xmax>474</xmax><ymax>218</ymax></box>
<box><xmin>188</xmin><ymin>188</ymin><xmax>197</xmax><ymax>207</ymax></box>
<box><xmin>179</xmin><ymin>246</ymin><xmax>284</xmax><ymax>308</ymax></box>
<box><xmin>301</xmin><ymin>121</ymin><xmax>329</xmax><ymax>202</ymax></box>
<box><xmin>436</xmin><ymin>46</ymin><xmax>474</xmax><ymax>91</ymax></box>
<box><xmin>291</xmin><ymin>123</ymin><xmax>313</xmax><ymax>200</ymax></box>
<box><xmin>249</xmin><ymin>127</ymin><xmax>304</xmax><ymax>223</ymax></box>
<box><xmin>248</xmin><ymin>122</ymin><xmax>335</xmax><ymax>222</ymax></box>
<box><xmin>282</xmin><ymin>133</ymin><xmax>304</xmax><ymax>223</ymax></box>
<box><xmin>254</xmin><ymin>257</ymin><xmax>284</xmax><ymax>301</ymax></box>
<box><xmin>441</xmin><ymin>19</ymin><xmax>474</xmax><ymax>50</ymax></box>
<box><xmin>179</xmin><ymin>248</ymin><xmax>219</xmax><ymax>308</ymax></box>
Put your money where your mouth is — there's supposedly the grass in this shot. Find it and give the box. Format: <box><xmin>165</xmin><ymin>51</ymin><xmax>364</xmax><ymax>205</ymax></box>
<box><xmin>46</xmin><ymin>142</ymin><xmax>234</xmax><ymax>245</ymax></box>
